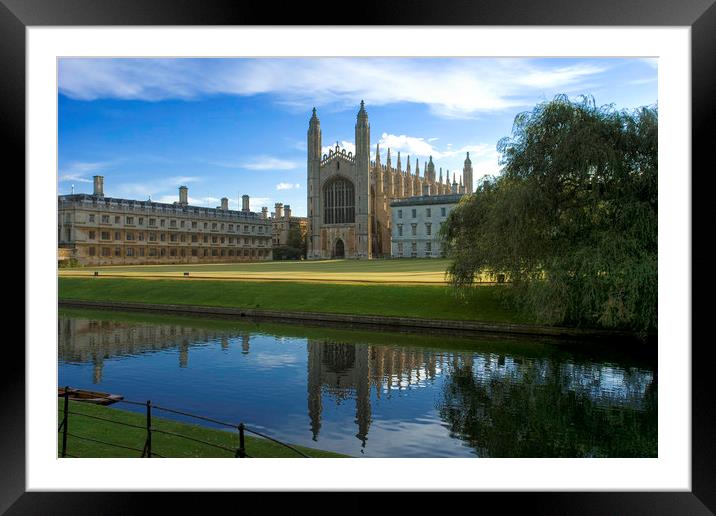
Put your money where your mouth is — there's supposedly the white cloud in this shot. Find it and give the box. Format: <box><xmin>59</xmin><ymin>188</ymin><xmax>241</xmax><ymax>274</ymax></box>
<box><xmin>58</xmin><ymin>161</ymin><xmax>111</xmax><ymax>183</ymax></box>
<box><xmin>376</xmin><ymin>132</ymin><xmax>492</xmax><ymax>161</ymax></box>
<box><xmin>377</xmin><ymin>134</ymin><xmax>436</xmax><ymax>158</ymax></box>
<box><xmin>516</xmin><ymin>63</ymin><xmax>607</xmax><ymax>89</ymax></box>
<box><xmin>112</xmin><ymin>175</ymin><xmax>202</xmax><ymax>200</ymax></box>
<box><xmin>169</xmin><ymin>176</ymin><xmax>202</xmax><ymax>185</ymax></box>
<box><xmin>322</xmin><ymin>141</ymin><xmax>355</xmax><ymax>157</ymax></box>
<box><xmin>248</xmin><ymin>197</ymin><xmax>271</xmax><ymax>212</ymax></box>
<box><xmin>470</xmin><ymin>151</ymin><xmax>503</xmax><ymax>185</ymax></box>
<box><xmin>58</xmin><ymin>57</ymin><xmax>615</xmax><ymax>118</ymax></box>
<box><xmin>155</xmin><ymin>195</ymin><xmax>220</xmax><ymax>207</ymax></box>
<box><xmin>627</xmin><ymin>77</ymin><xmax>657</xmax><ymax>86</ymax></box>
<box><xmin>276</xmin><ymin>182</ymin><xmax>300</xmax><ymax>191</ymax></box>
<box><xmin>208</xmin><ymin>156</ymin><xmax>300</xmax><ymax>171</ymax></box>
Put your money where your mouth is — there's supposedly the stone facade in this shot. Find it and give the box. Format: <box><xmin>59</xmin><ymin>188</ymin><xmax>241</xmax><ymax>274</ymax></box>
<box><xmin>390</xmin><ymin>193</ymin><xmax>463</xmax><ymax>258</ymax></box>
<box><xmin>58</xmin><ymin>178</ymin><xmax>273</xmax><ymax>266</ymax></box>
<box><xmin>271</xmin><ymin>202</ymin><xmax>308</xmax><ymax>248</ymax></box>
<box><xmin>307</xmin><ymin>101</ymin><xmax>472</xmax><ymax>260</ymax></box>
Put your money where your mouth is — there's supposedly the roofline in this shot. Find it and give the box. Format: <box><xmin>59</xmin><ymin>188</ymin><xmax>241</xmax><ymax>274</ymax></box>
<box><xmin>390</xmin><ymin>193</ymin><xmax>465</xmax><ymax>207</ymax></box>
<box><xmin>57</xmin><ymin>193</ymin><xmax>268</xmax><ymax>220</ymax></box>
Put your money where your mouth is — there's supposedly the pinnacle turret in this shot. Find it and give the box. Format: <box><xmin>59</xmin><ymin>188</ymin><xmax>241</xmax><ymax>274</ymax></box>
<box><xmin>357</xmin><ymin>99</ymin><xmax>368</xmax><ymax>121</ymax></box>
<box><xmin>462</xmin><ymin>151</ymin><xmax>474</xmax><ymax>194</ymax></box>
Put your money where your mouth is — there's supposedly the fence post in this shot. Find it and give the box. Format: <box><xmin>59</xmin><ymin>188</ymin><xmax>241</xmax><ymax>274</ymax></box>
<box><xmin>144</xmin><ymin>400</ymin><xmax>152</xmax><ymax>458</ymax></box>
<box><xmin>61</xmin><ymin>386</ymin><xmax>69</xmax><ymax>458</ymax></box>
<box><xmin>236</xmin><ymin>423</ymin><xmax>246</xmax><ymax>458</ymax></box>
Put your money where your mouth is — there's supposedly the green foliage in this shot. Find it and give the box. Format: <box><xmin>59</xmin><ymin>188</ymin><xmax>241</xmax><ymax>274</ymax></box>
<box><xmin>273</xmin><ymin>226</ymin><xmax>307</xmax><ymax>260</ymax></box>
<box><xmin>441</xmin><ymin>95</ymin><xmax>657</xmax><ymax>332</ymax></box>
<box><xmin>272</xmin><ymin>245</ymin><xmax>304</xmax><ymax>260</ymax></box>
<box><xmin>58</xmin><ymin>258</ymin><xmax>81</xmax><ymax>268</ymax></box>
<box><xmin>438</xmin><ymin>360</ymin><xmax>657</xmax><ymax>457</ymax></box>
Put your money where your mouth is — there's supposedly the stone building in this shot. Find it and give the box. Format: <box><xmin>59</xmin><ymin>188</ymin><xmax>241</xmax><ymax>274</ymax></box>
<box><xmin>270</xmin><ymin>202</ymin><xmax>308</xmax><ymax>248</ymax></box>
<box><xmin>390</xmin><ymin>193</ymin><xmax>463</xmax><ymax>258</ymax></box>
<box><xmin>307</xmin><ymin>101</ymin><xmax>472</xmax><ymax>260</ymax></box>
<box><xmin>58</xmin><ymin>176</ymin><xmax>273</xmax><ymax>266</ymax></box>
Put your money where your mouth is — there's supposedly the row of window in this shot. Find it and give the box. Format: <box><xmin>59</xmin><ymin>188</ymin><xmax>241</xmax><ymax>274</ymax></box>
<box><xmin>396</xmin><ymin>241</ymin><xmax>433</xmax><ymax>257</ymax></box>
<box><xmin>396</xmin><ymin>207</ymin><xmax>448</xmax><ymax>219</ymax></box>
<box><xmin>77</xmin><ymin>213</ymin><xmax>268</xmax><ymax>233</ymax></box>
<box><xmin>87</xmin><ymin>246</ymin><xmax>270</xmax><ymax>258</ymax></box>
<box><xmin>87</xmin><ymin>230</ymin><xmax>269</xmax><ymax>246</ymax></box>
<box><xmin>396</xmin><ymin>223</ymin><xmax>438</xmax><ymax>237</ymax></box>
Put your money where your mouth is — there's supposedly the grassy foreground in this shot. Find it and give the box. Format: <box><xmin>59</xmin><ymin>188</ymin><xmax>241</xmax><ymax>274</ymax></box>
<box><xmin>59</xmin><ymin>277</ymin><xmax>528</xmax><ymax>324</ymax></box>
<box><xmin>58</xmin><ymin>258</ymin><xmax>493</xmax><ymax>285</ymax></box>
<box><xmin>58</xmin><ymin>399</ymin><xmax>348</xmax><ymax>458</ymax></box>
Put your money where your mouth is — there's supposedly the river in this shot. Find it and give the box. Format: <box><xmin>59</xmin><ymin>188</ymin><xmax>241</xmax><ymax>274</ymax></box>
<box><xmin>58</xmin><ymin>308</ymin><xmax>657</xmax><ymax>458</ymax></box>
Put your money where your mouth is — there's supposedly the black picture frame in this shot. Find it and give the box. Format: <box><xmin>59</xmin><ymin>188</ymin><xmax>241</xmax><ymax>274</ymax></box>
<box><xmin>6</xmin><ymin>0</ymin><xmax>712</xmax><ymax>513</ymax></box>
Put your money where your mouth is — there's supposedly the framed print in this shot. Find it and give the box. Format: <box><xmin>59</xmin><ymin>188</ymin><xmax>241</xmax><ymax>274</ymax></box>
<box><xmin>6</xmin><ymin>0</ymin><xmax>713</xmax><ymax>512</ymax></box>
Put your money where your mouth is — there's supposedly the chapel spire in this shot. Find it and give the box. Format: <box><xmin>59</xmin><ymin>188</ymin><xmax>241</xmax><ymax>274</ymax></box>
<box><xmin>463</xmin><ymin>151</ymin><xmax>474</xmax><ymax>194</ymax></box>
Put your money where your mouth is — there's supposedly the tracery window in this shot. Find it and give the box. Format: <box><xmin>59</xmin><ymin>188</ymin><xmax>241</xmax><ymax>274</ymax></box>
<box><xmin>323</xmin><ymin>177</ymin><xmax>355</xmax><ymax>224</ymax></box>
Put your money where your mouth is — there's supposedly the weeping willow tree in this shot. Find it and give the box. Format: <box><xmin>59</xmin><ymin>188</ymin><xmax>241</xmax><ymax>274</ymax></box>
<box><xmin>441</xmin><ymin>95</ymin><xmax>657</xmax><ymax>332</ymax></box>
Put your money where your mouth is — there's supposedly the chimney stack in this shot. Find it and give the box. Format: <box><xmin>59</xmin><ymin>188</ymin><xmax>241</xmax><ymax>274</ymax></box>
<box><xmin>221</xmin><ymin>197</ymin><xmax>229</xmax><ymax>210</ymax></box>
<box><xmin>93</xmin><ymin>176</ymin><xmax>104</xmax><ymax>197</ymax></box>
<box><xmin>284</xmin><ymin>205</ymin><xmax>292</xmax><ymax>219</ymax></box>
<box><xmin>241</xmin><ymin>194</ymin><xmax>250</xmax><ymax>212</ymax></box>
<box><xmin>261</xmin><ymin>207</ymin><xmax>268</xmax><ymax>219</ymax></box>
<box><xmin>274</xmin><ymin>202</ymin><xmax>283</xmax><ymax>218</ymax></box>
<box><xmin>179</xmin><ymin>185</ymin><xmax>188</xmax><ymax>205</ymax></box>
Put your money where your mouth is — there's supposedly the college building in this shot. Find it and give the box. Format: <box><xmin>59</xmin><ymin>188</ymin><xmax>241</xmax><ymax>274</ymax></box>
<box><xmin>389</xmin><ymin>193</ymin><xmax>463</xmax><ymax>258</ymax></box>
<box><xmin>58</xmin><ymin>176</ymin><xmax>273</xmax><ymax>266</ymax></box>
<box><xmin>271</xmin><ymin>202</ymin><xmax>308</xmax><ymax>248</ymax></box>
<box><xmin>306</xmin><ymin>101</ymin><xmax>472</xmax><ymax>260</ymax></box>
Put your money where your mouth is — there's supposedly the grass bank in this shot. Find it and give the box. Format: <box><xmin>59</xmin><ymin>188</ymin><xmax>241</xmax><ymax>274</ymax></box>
<box><xmin>57</xmin><ymin>258</ymin><xmax>460</xmax><ymax>284</ymax></box>
<box><xmin>59</xmin><ymin>277</ymin><xmax>527</xmax><ymax>324</ymax></box>
<box><xmin>58</xmin><ymin>399</ymin><xmax>348</xmax><ymax>458</ymax></box>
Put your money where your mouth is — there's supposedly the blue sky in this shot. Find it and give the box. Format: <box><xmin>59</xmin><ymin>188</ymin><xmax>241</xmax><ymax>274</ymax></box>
<box><xmin>58</xmin><ymin>57</ymin><xmax>657</xmax><ymax>216</ymax></box>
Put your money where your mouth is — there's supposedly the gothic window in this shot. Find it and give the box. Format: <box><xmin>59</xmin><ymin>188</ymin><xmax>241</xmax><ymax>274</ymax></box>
<box><xmin>323</xmin><ymin>177</ymin><xmax>355</xmax><ymax>224</ymax></box>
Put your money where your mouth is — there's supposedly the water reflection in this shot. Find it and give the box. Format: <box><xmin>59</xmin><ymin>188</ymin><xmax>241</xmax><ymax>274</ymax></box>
<box><xmin>438</xmin><ymin>355</ymin><xmax>657</xmax><ymax>457</ymax></box>
<box><xmin>58</xmin><ymin>311</ymin><xmax>657</xmax><ymax>457</ymax></box>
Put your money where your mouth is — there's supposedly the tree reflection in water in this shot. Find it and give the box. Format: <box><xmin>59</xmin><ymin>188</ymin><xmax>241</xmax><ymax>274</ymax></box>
<box><xmin>438</xmin><ymin>355</ymin><xmax>657</xmax><ymax>457</ymax></box>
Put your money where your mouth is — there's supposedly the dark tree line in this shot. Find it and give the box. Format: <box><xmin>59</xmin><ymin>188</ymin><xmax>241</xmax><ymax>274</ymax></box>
<box><xmin>273</xmin><ymin>226</ymin><xmax>307</xmax><ymax>260</ymax></box>
<box><xmin>441</xmin><ymin>95</ymin><xmax>657</xmax><ymax>332</ymax></box>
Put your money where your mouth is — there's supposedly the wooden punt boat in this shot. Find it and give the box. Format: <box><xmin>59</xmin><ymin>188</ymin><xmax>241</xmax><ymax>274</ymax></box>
<box><xmin>57</xmin><ymin>387</ymin><xmax>124</xmax><ymax>406</ymax></box>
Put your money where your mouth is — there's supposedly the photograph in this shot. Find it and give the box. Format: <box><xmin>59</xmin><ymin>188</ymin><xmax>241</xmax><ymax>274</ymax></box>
<box><xmin>56</xmin><ymin>56</ymin><xmax>659</xmax><ymax>459</ymax></box>
<box><xmin>7</xmin><ymin>3</ymin><xmax>708</xmax><ymax>508</ymax></box>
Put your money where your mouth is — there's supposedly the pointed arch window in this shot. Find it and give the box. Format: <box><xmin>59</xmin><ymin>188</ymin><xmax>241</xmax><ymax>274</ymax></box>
<box><xmin>323</xmin><ymin>177</ymin><xmax>355</xmax><ymax>224</ymax></box>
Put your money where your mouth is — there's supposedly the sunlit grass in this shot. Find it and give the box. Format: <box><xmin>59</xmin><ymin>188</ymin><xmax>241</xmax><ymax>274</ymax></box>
<box><xmin>58</xmin><ymin>258</ymin><xmax>492</xmax><ymax>285</ymax></box>
<box><xmin>59</xmin><ymin>277</ymin><xmax>525</xmax><ymax>324</ymax></box>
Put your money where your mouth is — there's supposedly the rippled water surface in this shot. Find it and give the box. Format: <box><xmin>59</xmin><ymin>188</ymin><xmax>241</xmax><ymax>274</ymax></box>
<box><xmin>58</xmin><ymin>309</ymin><xmax>657</xmax><ymax>458</ymax></box>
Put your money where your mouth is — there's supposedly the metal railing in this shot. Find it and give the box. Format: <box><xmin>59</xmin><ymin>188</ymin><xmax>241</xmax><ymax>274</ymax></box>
<box><xmin>58</xmin><ymin>386</ymin><xmax>310</xmax><ymax>458</ymax></box>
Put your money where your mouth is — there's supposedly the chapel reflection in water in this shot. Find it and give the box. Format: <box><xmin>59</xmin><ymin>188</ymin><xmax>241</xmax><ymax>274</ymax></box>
<box><xmin>58</xmin><ymin>315</ymin><xmax>656</xmax><ymax>456</ymax></box>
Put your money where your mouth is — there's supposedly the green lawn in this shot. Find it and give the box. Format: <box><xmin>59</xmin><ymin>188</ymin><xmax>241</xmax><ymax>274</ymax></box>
<box><xmin>59</xmin><ymin>276</ymin><xmax>528</xmax><ymax>324</ymax></box>
<box><xmin>58</xmin><ymin>258</ymin><xmax>492</xmax><ymax>285</ymax></box>
<box><xmin>58</xmin><ymin>399</ymin><xmax>348</xmax><ymax>458</ymax></box>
